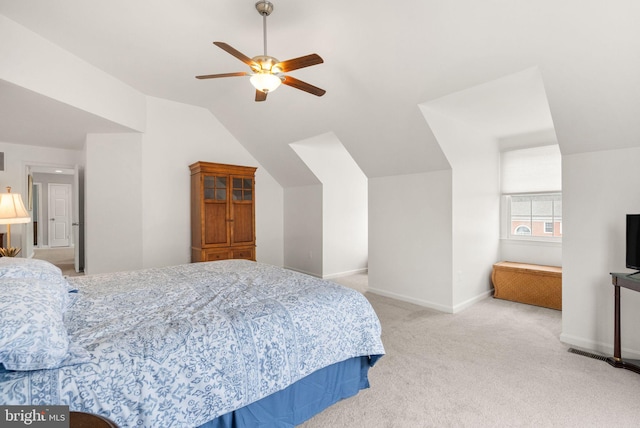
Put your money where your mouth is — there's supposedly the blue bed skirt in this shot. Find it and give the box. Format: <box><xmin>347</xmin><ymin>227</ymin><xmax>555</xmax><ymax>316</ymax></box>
<box><xmin>198</xmin><ymin>355</ymin><xmax>381</xmax><ymax>428</ymax></box>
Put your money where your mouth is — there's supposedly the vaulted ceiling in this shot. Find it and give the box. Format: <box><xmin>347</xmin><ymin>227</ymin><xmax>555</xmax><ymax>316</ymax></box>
<box><xmin>1</xmin><ymin>1</ymin><xmax>639</xmax><ymax>186</ymax></box>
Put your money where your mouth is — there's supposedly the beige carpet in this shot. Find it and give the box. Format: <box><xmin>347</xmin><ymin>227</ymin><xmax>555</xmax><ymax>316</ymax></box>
<box><xmin>302</xmin><ymin>278</ymin><xmax>640</xmax><ymax>427</ymax></box>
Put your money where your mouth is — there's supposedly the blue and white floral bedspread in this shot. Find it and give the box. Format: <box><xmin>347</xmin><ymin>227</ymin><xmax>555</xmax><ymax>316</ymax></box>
<box><xmin>0</xmin><ymin>260</ymin><xmax>384</xmax><ymax>427</ymax></box>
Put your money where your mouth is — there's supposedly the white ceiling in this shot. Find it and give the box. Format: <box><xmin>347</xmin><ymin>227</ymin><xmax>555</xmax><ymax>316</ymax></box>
<box><xmin>0</xmin><ymin>80</ymin><xmax>135</xmax><ymax>150</ymax></box>
<box><xmin>1</xmin><ymin>1</ymin><xmax>639</xmax><ymax>186</ymax></box>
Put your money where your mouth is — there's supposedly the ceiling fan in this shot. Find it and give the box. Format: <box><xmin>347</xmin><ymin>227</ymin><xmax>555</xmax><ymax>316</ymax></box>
<box><xmin>196</xmin><ymin>0</ymin><xmax>326</xmax><ymax>102</ymax></box>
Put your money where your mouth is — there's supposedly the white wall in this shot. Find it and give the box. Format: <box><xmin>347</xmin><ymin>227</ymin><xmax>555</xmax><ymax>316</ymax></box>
<box><xmin>82</xmin><ymin>97</ymin><xmax>285</xmax><ymax>274</ymax></box>
<box><xmin>0</xmin><ymin>141</ymin><xmax>83</xmax><ymax>256</ymax></box>
<box><xmin>451</xmin><ymin>154</ymin><xmax>501</xmax><ymax>311</ymax></box>
<box><xmin>421</xmin><ymin>107</ymin><xmax>501</xmax><ymax>312</ymax></box>
<box><xmin>254</xmin><ymin>171</ymin><xmax>284</xmax><ymax>267</ymax></box>
<box><xmin>562</xmin><ymin>146</ymin><xmax>640</xmax><ymax>357</ymax></box>
<box><xmin>290</xmin><ymin>134</ymin><xmax>368</xmax><ymax>278</ymax></box>
<box><xmin>140</xmin><ymin>96</ymin><xmax>283</xmax><ymax>269</ymax></box>
<box><xmin>85</xmin><ymin>133</ymin><xmax>143</xmax><ymax>274</ymax></box>
<box><xmin>283</xmin><ymin>185</ymin><xmax>323</xmax><ymax>277</ymax></box>
<box><xmin>369</xmin><ymin>170</ymin><xmax>454</xmax><ymax>312</ymax></box>
<box><xmin>500</xmin><ymin>240</ymin><xmax>562</xmax><ymax>267</ymax></box>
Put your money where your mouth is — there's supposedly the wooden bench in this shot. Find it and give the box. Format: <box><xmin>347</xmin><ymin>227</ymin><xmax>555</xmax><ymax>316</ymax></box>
<box><xmin>491</xmin><ymin>261</ymin><xmax>562</xmax><ymax>310</ymax></box>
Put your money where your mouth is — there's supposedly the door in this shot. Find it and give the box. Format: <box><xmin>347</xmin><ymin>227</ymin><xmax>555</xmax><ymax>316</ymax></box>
<box><xmin>203</xmin><ymin>174</ymin><xmax>231</xmax><ymax>246</ymax></box>
<box><xmin>48</xmin><ymin>183</ymin><xmax>71</xmax><ymax>247</ymax></box>
<box><xmin>230</xmin><ymin>175</ymin><xmax>255</xmax><ymax>246</ymax></box>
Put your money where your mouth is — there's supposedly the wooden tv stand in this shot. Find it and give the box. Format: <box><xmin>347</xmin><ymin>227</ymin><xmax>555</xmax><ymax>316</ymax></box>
<box><xmin>607</xmin><ymin>273</ymin><xmax>640</xmax><ymax>374</ymax></box>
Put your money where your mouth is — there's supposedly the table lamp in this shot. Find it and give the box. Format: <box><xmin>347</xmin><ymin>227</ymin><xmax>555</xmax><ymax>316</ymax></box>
<box><xmin>0</xmin><ymin>186</ymin><xmax>31</xmax><ymax>257</ymax></box>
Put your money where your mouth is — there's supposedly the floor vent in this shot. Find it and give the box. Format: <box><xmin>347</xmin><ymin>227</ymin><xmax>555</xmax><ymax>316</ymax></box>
<box><xmin>568</xmin><ymin>347</ymin><xmax>608</xmax><ymax>361</ymax></box>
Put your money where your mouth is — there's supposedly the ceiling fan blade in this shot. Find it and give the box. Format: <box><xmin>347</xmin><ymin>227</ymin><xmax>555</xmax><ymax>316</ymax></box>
<box><xmin>255</xmin><ymin>90</ymin><xmax>267</xmax><ymax>102</ymax></box>
<box><xmin>213</xmin><ymin>42</ymin><xmax>256</xmax><ymax>67</ymax></box>
<box><xmin>195</xmin><ymin>72</ymin><xmax>248</xmax><ymax>79</ymax></box>
<box><xmin>282</xmin><ymin>75</ymin><xmax>326</xmax><ymax>97</ymax></box>
<box><xmin>276</xmin><ymin>54</ymin><xmax>323</xmax><ymax>72</ymax></box>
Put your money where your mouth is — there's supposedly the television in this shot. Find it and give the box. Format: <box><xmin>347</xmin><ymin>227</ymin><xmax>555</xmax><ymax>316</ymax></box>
<box><xmin>626</xmin><ymin>214</ymin><xmax>640</xmax><ymax>271</ymax></box>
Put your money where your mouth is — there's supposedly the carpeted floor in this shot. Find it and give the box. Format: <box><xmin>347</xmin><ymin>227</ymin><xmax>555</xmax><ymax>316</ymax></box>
<box><xmin>302</xmin><ymin>277</ymin><xmax>640</xmax><ymax>427</ymax></box>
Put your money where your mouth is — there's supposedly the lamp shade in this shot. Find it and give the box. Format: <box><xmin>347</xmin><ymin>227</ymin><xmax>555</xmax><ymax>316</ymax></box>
<box><xmin>0</xmin><ymin>187</ymin><xmax>31</xmax><ymax>225</ymax></box>
<box><xmin>250</xmin><ymin>72</ymin><xmax>282</xmax><ymax>93</ymax></box>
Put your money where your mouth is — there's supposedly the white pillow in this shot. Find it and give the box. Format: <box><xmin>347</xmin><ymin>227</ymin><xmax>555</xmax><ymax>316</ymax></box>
<box><xmin>0</xmin><ymin>257</ymin><xmax>63</xmax><ymax>279</ymax></box>
<box><xmin>0</xmin><ymin>258</ymin><xmax>73</xmax><ymax>309</ymax></box>
<box><xmin>0</xmin><ymin>277</ymin><xmax>78</xmax><ymax>370</ymax></box>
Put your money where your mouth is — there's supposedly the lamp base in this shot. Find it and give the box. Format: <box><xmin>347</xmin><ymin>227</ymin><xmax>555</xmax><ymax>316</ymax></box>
<box><xmin>0</xmin><ymin>247</ymin><xmax>21</xmax><ymax>257</ymax></box>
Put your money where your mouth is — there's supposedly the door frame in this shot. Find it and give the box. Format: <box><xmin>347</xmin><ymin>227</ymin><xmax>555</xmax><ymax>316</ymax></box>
<box><xmin>24</xmin><ymin>163</ymin><xmax>84</xmax><ymax>272</ymax></box>
<box><xmin>32</xmin><ymin>182</ymin><xmax>43</xmax><ymax>247</ymax></box>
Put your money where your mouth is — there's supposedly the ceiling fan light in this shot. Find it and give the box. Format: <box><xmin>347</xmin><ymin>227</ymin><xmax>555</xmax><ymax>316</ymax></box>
<box><xmin>250</xmin><ymin>72</ymin><xmax>282</xmax><ymax>93</ymax></box>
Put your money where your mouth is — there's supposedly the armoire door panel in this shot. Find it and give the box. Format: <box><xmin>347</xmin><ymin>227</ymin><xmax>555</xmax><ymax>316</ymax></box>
<box><xmin>232</xmin><ymin>203</ymin><xmax>254</xmax><ymax>244</ymax></box>
<box><xmin>204</xmin><ymin>203</ymin><xmax>229</xmax><ymax>245</ymax></box>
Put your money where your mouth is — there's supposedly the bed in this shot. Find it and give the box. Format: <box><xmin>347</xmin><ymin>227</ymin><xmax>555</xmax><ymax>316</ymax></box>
<box><xmin>0</xmin><ymin>258</ymin><xmax>384</xmax><ymax>427</ymax></box>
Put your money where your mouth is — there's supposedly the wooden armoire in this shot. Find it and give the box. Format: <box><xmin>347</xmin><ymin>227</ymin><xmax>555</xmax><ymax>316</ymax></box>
<box><xmin>190</xmin><ymin>161</ymin><xmax>257</xmax><ymax>262</ymax></box>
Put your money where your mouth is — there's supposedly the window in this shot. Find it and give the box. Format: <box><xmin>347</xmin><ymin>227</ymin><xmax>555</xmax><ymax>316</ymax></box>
<box><xmin>506</xmin><ymin>193</ymin><xmax>562</xmax><ymax>240</ymax></box>
<box><xmin>501</xmin><ymin>145</ymin><xmax>562</xmax><ymax>242</ymax></box>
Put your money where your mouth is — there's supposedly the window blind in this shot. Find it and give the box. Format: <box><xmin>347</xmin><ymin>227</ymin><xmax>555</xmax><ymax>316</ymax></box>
<box><xmin>500</xmin><ymin>144</ymin><xmax>561</xmax><ymax>194</ymax></box>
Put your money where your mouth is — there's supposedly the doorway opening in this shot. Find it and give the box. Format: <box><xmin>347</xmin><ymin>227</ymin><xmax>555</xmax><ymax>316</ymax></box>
<box><xmin>25</xmin><ymin>164</ymin><xmax>84</xmax><ymax>274</ymax></box>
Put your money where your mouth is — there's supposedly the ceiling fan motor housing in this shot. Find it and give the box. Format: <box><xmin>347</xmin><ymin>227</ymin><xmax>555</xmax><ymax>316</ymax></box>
<box><xmin>255</xmin><ymin>1</ymin><xmax>274</xmax><ymax>16</ymax></box>
<box><xmin>251</xmin><ymin>55</ymin><xmax>282</xmax><ymax>73</ymax></box>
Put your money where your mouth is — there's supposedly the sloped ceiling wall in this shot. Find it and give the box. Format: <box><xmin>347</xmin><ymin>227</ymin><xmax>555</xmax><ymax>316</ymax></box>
<box><xmin>0</xmin><ymin>1</ymin><xmax>639</xmax><ymax>186</ymax></box>
<box><xmin>0</xmin><ymin>80</ymin><xmax>134</xmax><ymax>148</ymax></box>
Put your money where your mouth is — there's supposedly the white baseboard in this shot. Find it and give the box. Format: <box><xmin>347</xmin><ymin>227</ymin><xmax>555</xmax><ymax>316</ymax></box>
<box><xmin>453</xmin><ymin>289</ymin><xmax>494</xmax><ymax>313</ymax></box>
<box><xmin>367</xmin><ymin>287</ymin><xmax>493</xmax><ymax>314</ymax></box>
<box><xmin>560</xmin><ymin>332</ymin><xmax>640</xmax><ymax>360</ymax></box>
<box><xmin>283</xmin><ymin>265</ymin><xmax>321</xmax><ymax>278</ymax></box>
<box><xmin>322</xmin><ymin>268</ymin><xmax>368</xmax><ymax>280</ymax></box>
<box><xmin>366</xmin><ymin>287</ymin><xmax>454</xmax><ymax>313</ymax></box>
<box><xmin>283</xmin><ymin>266</ymin><xmax>369</xmax><ymax>280</ymax></box>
